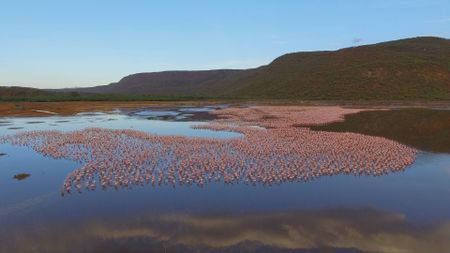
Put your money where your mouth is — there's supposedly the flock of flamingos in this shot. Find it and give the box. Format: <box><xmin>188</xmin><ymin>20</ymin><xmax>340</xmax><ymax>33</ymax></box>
<box><xmin>0</xmin><ymin>106</ymin><xmax>417</xmax><ymax>194</ymax></box>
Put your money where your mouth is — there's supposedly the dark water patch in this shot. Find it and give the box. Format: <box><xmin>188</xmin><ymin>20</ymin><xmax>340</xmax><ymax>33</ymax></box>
<box><xmin>8</xmin><ymin>127</ymin><xmax>24</xmax><ymax>130</ymax></box>
<box><xmin>0</xmin><ymin>121</ymin><xmax>12</xmax><ymax>127</ymax></box>
<box><xmin>183</xmin><ymin>111</ymin><xmax>218</xmax><ymax>121</ymax></box>
<box><xmin>25</xmin><ymin>121</ymin><xmax>44</xmax><ymax>124</ymax></box>
<box><xmin>55</xmin><ymin>120</ymin><xmax>70</xmax><ymax>123</ymax></box>
<box><xmin>0</xmin><ymin>152</ymin><xmax>6</xmax><ymax>156</ymax></box>
<box><xmin>13</xmin><ymin>173</ymin><xmax>31</xmax><ymax>181</ymax></box>
<box><xmin>146</xmin><ymin>115</ymin><xmax>177</xmax><ymax>121</ymax></box>
<box><xmin>312</xmin><ymin>108</ymin><xmax>450</xmax><ymax>154</ymax></box>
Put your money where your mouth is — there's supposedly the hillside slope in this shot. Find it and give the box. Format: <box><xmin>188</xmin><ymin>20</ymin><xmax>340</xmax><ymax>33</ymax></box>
<box><xmin>68</xmin><ymin>69</ymin><xmax>251</xmax><ymax>96</ymax></box>
<box><xmin>232</xmin><ymin>37</ymin><xmax>450</xmax><ymax>99</ymax></box>
<box><xmin>33</xmin><ymin>36</ymin><xmax>450</xmax><ymax>100</ymax></box>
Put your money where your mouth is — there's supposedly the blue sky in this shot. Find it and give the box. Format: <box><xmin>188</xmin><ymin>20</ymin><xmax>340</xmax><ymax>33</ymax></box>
<box><xmin>1</xmin><ymin>0</ymin><xmax>449</xmax><ymax>88</ymax></box>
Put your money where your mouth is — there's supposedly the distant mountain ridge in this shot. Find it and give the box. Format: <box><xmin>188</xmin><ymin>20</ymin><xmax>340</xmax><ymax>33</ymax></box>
<box><xmin>68</xmin><ymin>69</ymin><xmax>247</xmax><ymax>96</ymax></box>
<box><xmin>3</xmin><ymin>36</ymin><xmax>450</xmax><ymax>100</ymax></box>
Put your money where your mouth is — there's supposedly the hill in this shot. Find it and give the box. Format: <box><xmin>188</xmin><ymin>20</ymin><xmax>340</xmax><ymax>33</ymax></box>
<box><xmin>68</xmin><ymin>69</ymin><xmax>248</xmax><ymax>96</ymax></box>
<box><xmin>5</xmin><ymin>36</ymin><xmax>450</xmax><ymax>101</ymax></box>
<box><xmin>233</xmin><ymin>37</ymin><xmax>450</xmax><ymax>100</ymax></box>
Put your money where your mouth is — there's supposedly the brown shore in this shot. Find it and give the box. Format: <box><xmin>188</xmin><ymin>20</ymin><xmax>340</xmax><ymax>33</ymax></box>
<box><xmin>0</xmin><ymin>100</ymin><xmax>449</xmax><ymax>117</ymax></box>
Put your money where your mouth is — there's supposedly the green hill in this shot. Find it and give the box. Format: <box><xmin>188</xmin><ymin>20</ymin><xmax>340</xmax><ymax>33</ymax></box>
<box><xmin>231</xmin><ymin>37</ymin><xmax>450</xmax><ymax>100</ymax></box>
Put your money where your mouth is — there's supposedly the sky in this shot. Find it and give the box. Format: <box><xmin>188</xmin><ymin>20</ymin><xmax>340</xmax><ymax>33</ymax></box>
<box><xmin>1</xmin><ymin>0</ymin><xmax>449</xmax><ymax>88</ymax></box>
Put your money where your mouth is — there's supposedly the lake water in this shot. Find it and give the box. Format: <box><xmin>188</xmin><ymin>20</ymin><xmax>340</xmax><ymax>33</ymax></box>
<box><xmin>0</xmin><ymin>107</ymin><xmax>449</xmax><ymax>253</ymax></box>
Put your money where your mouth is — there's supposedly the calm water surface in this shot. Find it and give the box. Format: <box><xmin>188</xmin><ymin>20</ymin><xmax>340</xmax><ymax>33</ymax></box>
<box><xmin>0</xmin><ymin>107</ymin><xmax>449</xmax><ymax>253</ymax></box>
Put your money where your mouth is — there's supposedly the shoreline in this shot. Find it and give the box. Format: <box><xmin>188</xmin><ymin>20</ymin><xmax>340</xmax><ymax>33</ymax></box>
<box><xmin>0</xmin><ymin>100</ymin><xmax>449</xmax><ymax>117</ymax></box>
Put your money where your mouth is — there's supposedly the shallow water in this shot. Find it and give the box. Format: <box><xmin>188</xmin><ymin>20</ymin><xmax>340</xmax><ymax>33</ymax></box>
<box><xmin>0</xmin><ymin>112</ymin><xmax>240</xmax><ymax>139</ymax></box>
<box><xmin>0</xmin><ymin>107</ymin><xmax>449</xmax><ymax>253</ymax></box>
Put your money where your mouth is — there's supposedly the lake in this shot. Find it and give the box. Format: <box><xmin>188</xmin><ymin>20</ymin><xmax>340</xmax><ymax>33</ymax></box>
<box><xmin>0</xmin><ymin>106</ymin><xmax>449</xmax><ymax>253</ymax></box>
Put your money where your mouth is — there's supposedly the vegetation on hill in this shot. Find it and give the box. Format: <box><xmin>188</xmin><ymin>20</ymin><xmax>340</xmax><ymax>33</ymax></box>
<box><xmin>233</xmin><ymin>37</ymin><xmax>450</xmax><ymax>100</ymax></box>
<box><xmin>0</xmin><ymin>91</ymin><xmax>219</xmax><ymax>102</ymax></box>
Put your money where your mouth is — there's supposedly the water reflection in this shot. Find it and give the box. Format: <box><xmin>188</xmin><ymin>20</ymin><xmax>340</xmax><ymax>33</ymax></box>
<box><xmin>312</xmin><ymin>108</ymin><xmax>450</xmax><ymax>153</ymax></box>
<box><xmin>1</xmin><ymin>208</ymin><xmax>449</xmax><ymax>253</ymax></box>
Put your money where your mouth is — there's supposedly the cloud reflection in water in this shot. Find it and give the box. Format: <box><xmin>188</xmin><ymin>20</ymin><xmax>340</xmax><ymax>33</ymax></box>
<box><xmin>1</xmin><ymin>208</ymin><xmax>449</xmax><ymax>253</ymax></box>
